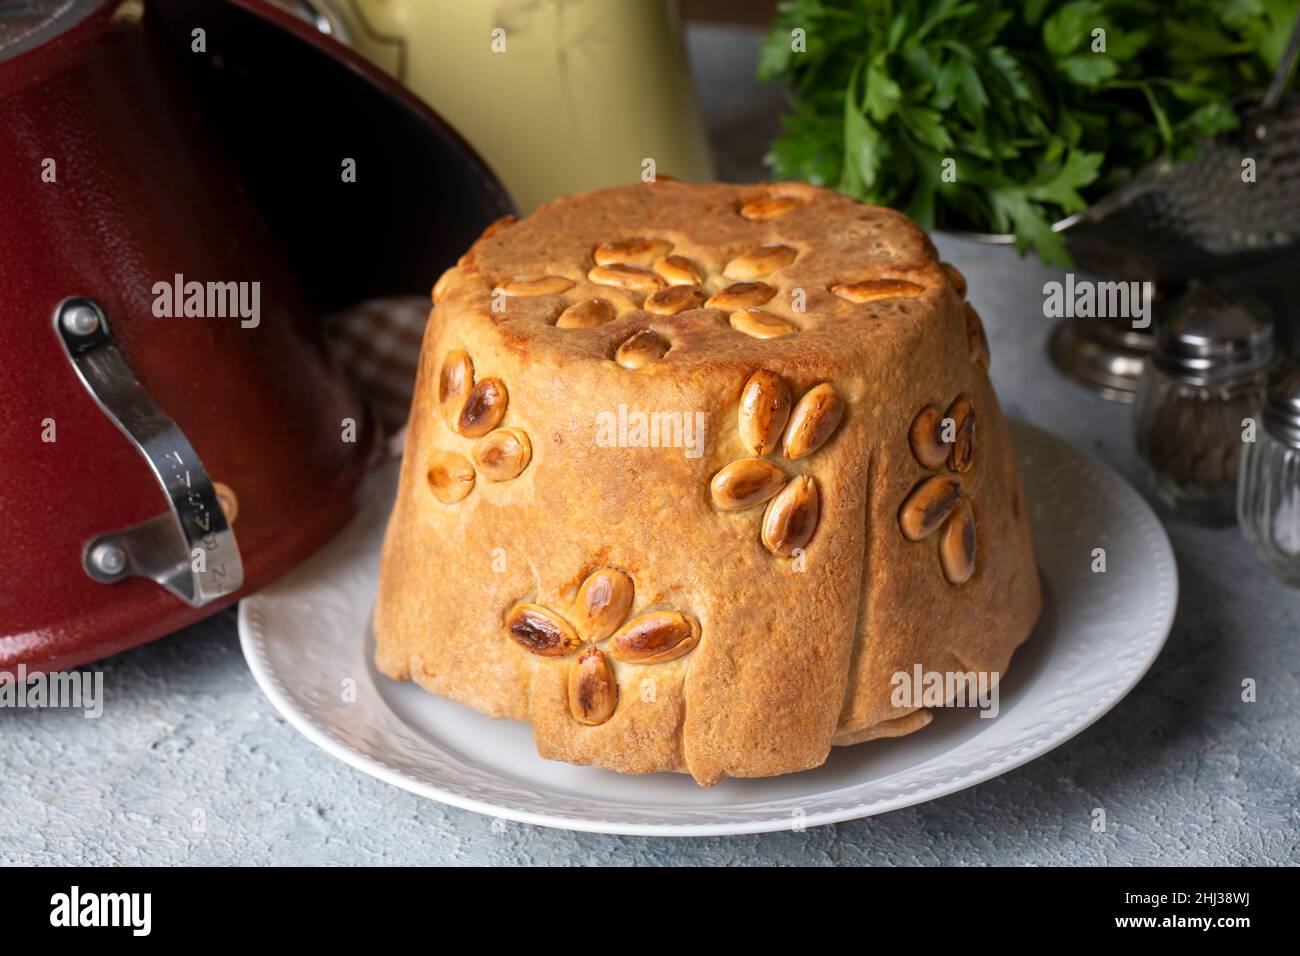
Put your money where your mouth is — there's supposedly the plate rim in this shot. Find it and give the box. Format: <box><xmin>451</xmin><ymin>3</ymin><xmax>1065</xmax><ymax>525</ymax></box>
<box><xmin>238</xmin><ymin>419</ymin><xmax>1178</xmax><ymax>836</ymax></box>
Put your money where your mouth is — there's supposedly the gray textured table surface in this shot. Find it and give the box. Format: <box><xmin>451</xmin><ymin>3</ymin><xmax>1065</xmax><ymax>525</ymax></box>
<box><xmin>3</xmin><ymin>26</ymin><xmax>1297</xmax><ymax>867</ymax></box>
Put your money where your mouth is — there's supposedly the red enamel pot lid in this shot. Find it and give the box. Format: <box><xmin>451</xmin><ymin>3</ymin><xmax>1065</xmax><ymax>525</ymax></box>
<box><xmin>0</xmin><ymin>0</ymin><xmax>513</xmax><ymax>674</ymax></box>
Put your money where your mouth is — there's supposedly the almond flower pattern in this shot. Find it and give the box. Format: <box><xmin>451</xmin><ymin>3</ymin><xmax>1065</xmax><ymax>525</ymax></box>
<box><xmin>709</xmin><ymin>370</ymin><xmax>844</xmax><ymax>557</ymax></box>
<box><xmin>579</xmin><ymin>234</ymin><xmax>806</xmax><ymax>358</ymax></box>
<box><xmin>486</xmin><ymin>206</ymin><xmax>815</xmax><ymax>366</ymax></box>
<box><xmin>505</xmin><ymin>568</ymin><xmax>701</xmax><ymax>726</ymax></box>
<box><xmin>427</xmin><ymin>349</ymin><xmax>532</xmax><ymax>504</ymax></box>
<box><xmin>899</xmin><ymin>394</ymin><xmax>977</xmax><ymax>585</ymax></box>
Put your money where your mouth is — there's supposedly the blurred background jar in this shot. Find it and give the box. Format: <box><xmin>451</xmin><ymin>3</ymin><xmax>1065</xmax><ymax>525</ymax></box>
<box><xmin>1238</xmin><ymin>364</ymin><xmax>1300</xmax><ymax>586</ymax></box>
<box><xmin>277</xmin><ymin>0</ymin><xmax>715</xmax><ymax>213</ymax></box>
<box><xmin>1133</xmin><ymin>289</ymin><xmax>1276</xmax><ymax>523</ymax></box>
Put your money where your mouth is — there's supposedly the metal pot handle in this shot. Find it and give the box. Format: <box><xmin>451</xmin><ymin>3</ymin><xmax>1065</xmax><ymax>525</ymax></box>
<box><xmin>54</xmin><ymin>298</ymin><xmax>244</xmax><ymax>608</ymax></box>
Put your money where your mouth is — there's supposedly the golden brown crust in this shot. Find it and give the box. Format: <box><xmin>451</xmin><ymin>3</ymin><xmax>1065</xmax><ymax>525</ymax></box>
<box><xmin>373</xmin><ymin>181</ymin><xmax>1040</xmax><ymax>785</ymax></box>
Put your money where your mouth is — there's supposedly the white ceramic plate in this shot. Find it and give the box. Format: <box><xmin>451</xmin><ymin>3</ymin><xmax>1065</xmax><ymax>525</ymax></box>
<box><xmin>239</xmin><ymin>420</ymin><xmax>1177</xmax><ymax>836</ymax></box>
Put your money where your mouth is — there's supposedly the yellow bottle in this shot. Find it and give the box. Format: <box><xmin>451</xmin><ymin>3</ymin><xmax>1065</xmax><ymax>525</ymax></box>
<box><xmin>327</xmin><ymin>0</ymin><xmax>716</xmax><ymax>213</ymax></box>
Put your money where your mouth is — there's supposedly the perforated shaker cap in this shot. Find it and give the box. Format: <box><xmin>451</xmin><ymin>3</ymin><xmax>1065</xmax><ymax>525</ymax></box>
<box><xmin>1264</xmin><ymin>364</ymin><xmax>1300</xmax><ymax>447</ymax></box>
<box><xmin>1152</xmin><ymin>287</ymin><xmax>1276</xmax><ymax>384</ymax></box>
<box><xmin>0</xmin><ymin>0</ymin><xmax>105</xmax><ymax>64</ymax></box>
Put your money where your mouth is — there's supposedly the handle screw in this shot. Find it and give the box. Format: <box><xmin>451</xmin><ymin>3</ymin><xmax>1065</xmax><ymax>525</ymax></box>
<box><xmin>91</xmin><ymin>543</ymin><xmax>126</xmax><ymax>576</ymax></box>
<box><xmin>61</xmin><ymin>303</ymin><xmax>100</xmax><ymax>336</ymax></box>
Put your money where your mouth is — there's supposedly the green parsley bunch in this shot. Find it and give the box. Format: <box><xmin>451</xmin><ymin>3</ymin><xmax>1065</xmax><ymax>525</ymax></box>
<box><xmin>759</xmin><ymin>0</ymin><xmax>1298</xmax><ymax>263</ymax></box>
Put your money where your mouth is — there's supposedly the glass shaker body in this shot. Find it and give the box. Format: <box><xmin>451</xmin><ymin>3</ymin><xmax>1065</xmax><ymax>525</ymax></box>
<box><xmin>1238</xmin><ymin>431</ymin><xmax>1300</xmax><ymax>585</ymax></box>
<box><xmin>1134</xmin><ymin>364</ymin><xmax>1268</xmax><ymax>523</ymax></box>
<box><xmin>1237</xmin><ymin>364</ymin><xmax>1300</xmax><ymax>587</ymax></box>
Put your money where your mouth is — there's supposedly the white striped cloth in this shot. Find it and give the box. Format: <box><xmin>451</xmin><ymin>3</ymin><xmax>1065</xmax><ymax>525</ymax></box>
<box><xmin>324</xmin><ymin>295</ymin><xmax>429</xmax><ymax>437</ymax></box>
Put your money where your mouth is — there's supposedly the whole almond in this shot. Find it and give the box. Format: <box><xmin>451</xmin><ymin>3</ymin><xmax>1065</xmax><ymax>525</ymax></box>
<box><xmin>710</xmin><ymin>458</ymin><xmax>788</xmax><ymax>511</ymax></box>
<box><xmin>480</xmin><ymin>214</ymin><xmax>516</xmax><ymax>239</ymax></box>
<box><xmin>608</xmin><ymin>611</ymin><xmax>700</xmax><ymax>664</ymax></box>
<box><xmin>706</xmin><ymin>281</ymin><xmax>775</xmax><ymax>310</ymax></box>
<box><xmin>616</xmin><ymin>329</ymin><xmax>669</xmax><ymax>369</ymax></box>
<box><xmin>426</xmin><ymin>451</ymin><xmax>475</xmax><ymax>504</ymax></box>
<box><xmin>909</xmin><ymin>404</ymin><xmax>949</xmax><ymax>470</ymax></box>
<box><xmin>457</xmin><ymin>377</ymin><xmax>508</xmax><ymax>437</ymax></box>
<box><xmin>783</xmin><ymin>383</ymin><xmax>844</xmax><ymax>460</ymax></box>
<box><xmin>556</xmin><ymin>297</ymin><xmax>616</xmax><ymax>329</ymax></box>
<box><xmin>724</xmin><ymin>244</ymin><xmax>797</xmax><ymax>280</ymax></box>
<box><xmin>831</xmin><ymin>278</ymin><xmax>924</xmax><ymax>303</ymax></box>
<box><xmin>729</xmin><ymin>309</ymin><xmax>798</xmax><ymax>339</ymax></box>
<box><xmin>439</xmin><ymin>350</ymin><xmax>474</xmax><ymax>430</ymax></box>
<box><xmin>506</xmin><ymin>603</ymin><xmax>581</xmax><ymax>657</ymax></box>
<box><xmin>939</xmin><ymin>499</ymin><xmax>977</xmax><ymax>585</ymax></box>
<box><xmin>761</xmin><ymin>474</ymin><xmax>819</xmax><ymax>556</ymax></box>
<box><xmin>964</xmin><ymin>303</ymin><xmax>990</xmax><ymax>370</ymax></box>
<box><xmin>652</xmin><ymin>255</ymin><xmax>703</xmax><ymax>286</ymax></box>
<box><xmin>940</xmin><ymin>262</ymin><xmax>967</xmax><ymax>298</ymax></box>
<box><xmin>213</xmin><ymin>481</ymin><xmax>238</xmax><ymax>525</ymax></box>
<box><xmin>738</xmin><ymin>369</ymin><xmax>792</xmax><ymax>456</ymax></box>
<box><xmin>594</xmin><ymin>237</ymin><xmax>672</xmax><ymax>267</ymax></box>
<box><xmin>573</xmin><ymin>567</ymin><xmax>635</xmax><ymax>642</ymax></box>
<box><xmin>945</xmin><ymin>394</ymin><xmax>975</xmax><ymax>473</ymax></box>
<box><xmin>645</xmin><ymin>284</ymin><xmax>705</xmax><ymax>315</ymax></box>
<box><xmin>739</xmin><ymin>196</ymin><xmax>801</xmax><ymax>220</ymax></box>
<box><xmin>589</xmin><ymin>263</ymin><xmax>666</xmax><ymax>292</ymax></box>
<box><xmin>899</xmin><ymin>475</ymin><xmax>962</xmax><ymax>541</ymax></box>
<box><xmin>473</xmin><ymin>427</ymin><xmax>532</xmax><ymax>481</ymax></box>
<box><xmin>568</xmin><ymin>648</ymin><xmax>618</xmax><ymax>725</ymax></box>
<box><xmin>495</xmin><ymin>275</ymin><xmax>574</xmax><ymax>297</ymax></box>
